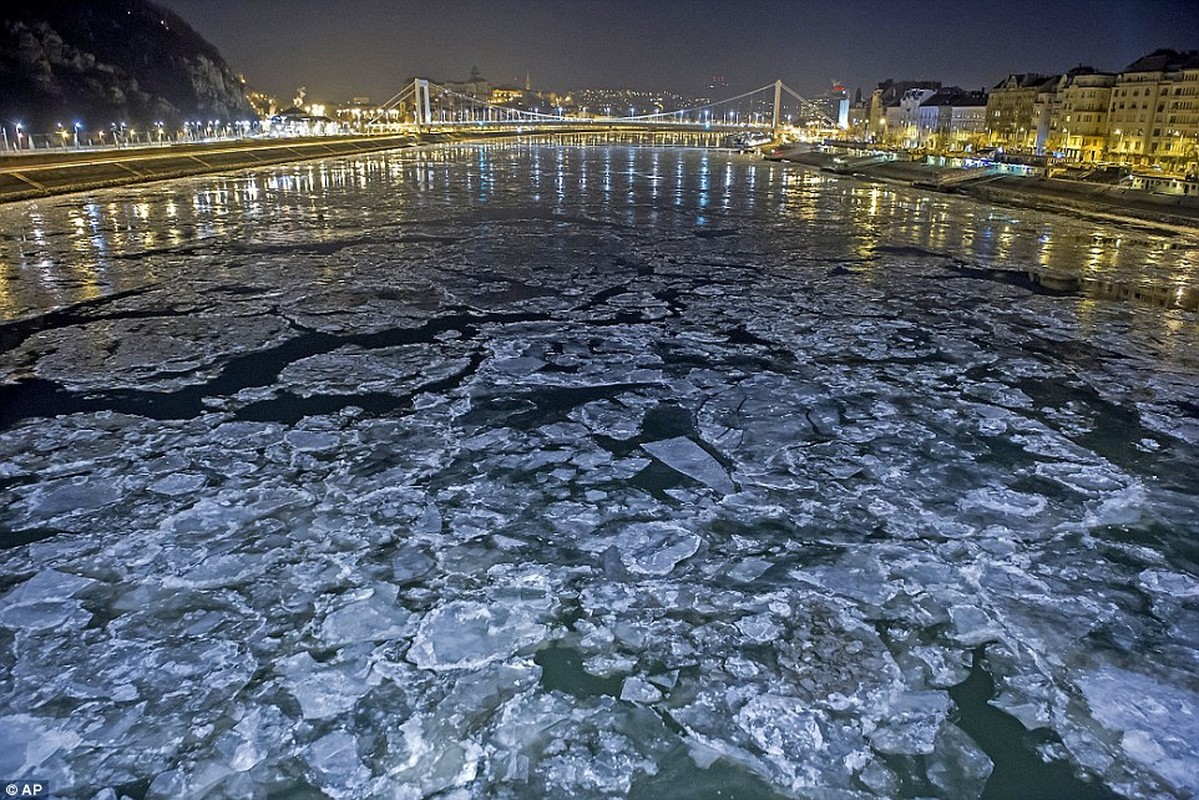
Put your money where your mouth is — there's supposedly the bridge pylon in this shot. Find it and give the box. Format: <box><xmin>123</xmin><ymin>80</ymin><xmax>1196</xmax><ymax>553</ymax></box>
<box><xmin>772</xmin><ymin>79</ymin><xmax>782</xmax><ymax>133</ymax></box>
<box><xmin>413</xmin><ymin>79</ymin><xmax>431</xmax><ymax>129</ymax></box>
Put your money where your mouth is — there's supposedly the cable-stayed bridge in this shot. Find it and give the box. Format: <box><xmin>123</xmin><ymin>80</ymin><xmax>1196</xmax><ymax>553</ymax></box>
<box><xmin>367</xmin><ymin>79</ymin><xmax>836</xmax><ymax>134</ymax></box>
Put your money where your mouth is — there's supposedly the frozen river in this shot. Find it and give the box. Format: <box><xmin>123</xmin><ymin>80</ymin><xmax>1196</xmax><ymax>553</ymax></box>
<box><xmin>1</xmin><ymin>139</ymin><xmax>1197</xmax><ymax>799</ymax></box>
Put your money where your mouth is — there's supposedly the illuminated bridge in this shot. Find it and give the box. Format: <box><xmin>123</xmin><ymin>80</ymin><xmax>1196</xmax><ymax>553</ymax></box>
<box><xmin>367</xmin><ymin>79</ymin><xmax>836</xmax><ymax>136</ymax></box>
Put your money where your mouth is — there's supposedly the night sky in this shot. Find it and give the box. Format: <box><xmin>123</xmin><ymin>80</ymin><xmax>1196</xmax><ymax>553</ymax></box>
<box><xmin>154</xmin><ymin>0</ymin><xmax>1199</xmax><ymax>103</ymax></box>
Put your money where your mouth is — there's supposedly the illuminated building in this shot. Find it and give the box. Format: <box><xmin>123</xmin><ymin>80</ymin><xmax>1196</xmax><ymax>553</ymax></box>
<box><xmin>1107</xmin><ymin>49</ymin><xmax>1199</xmax><ymax>173</ymax></box>
<box><xmin>812</xmin><ymin>83</ymin><xmax>850</xmax><ymax>129</ymax></box>
<box><xmin>914</xmin><ymin>89</ymin><xmax>988</xmax><ymax>152</ymax></box>
<box><xmin>847</xmin><ymin>89</ymin><xmax>871</xmax><ymax>140</ymax></box>
<box><xmin>246</xmin><ymin>91</ymin><xmax>279</xmax><ymax>119</ymax></box>
<box><xmin>335</xmin><ymin>97</ymin><xmax>405</xmax><ymax>131</ymax></box>
<box><xmin>1047</xmin><ymin>70</ymin><xmax>1115</xmax><ymax>163</ymax></box>
<box><xmin>489</xmin><ymin>86</ymin><xmax>526</xmax><ymax>105</ymax></box>
<box><xmin>868</xmin><ymin>79</ymin><xmax>940</xmax><ymax>144</ymax></box>
<box><xmin>985</xmin><ymin>73</ymin><xmax>1057</xmax><ymax>153</ymax></box>
<box><xmin>896</xmin><ymin>87</ymin><xmax>938</xmax><ymax>147</ymax></box>
<box><xmin>442</xmin><ymin>66</ymin><xmax>492</xmax><ymax>101</ymax></box>
<box><xmin>268</xmin><ymin>105</ymin><xmax>339</xmax><ymax>137</ymax></box>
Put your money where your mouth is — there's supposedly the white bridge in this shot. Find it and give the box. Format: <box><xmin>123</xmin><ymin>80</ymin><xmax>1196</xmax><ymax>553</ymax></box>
<box><xmin>370</xmin><ymin>79</ymin><xmax>836</xmax><ymax>135</ymax></box>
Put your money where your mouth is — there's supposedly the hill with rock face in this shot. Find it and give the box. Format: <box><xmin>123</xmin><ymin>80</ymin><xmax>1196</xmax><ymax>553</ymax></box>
<box><xmin>1</xmin><ymin>0</ymin><xmax>255</xmax><ymax>135</ymax></box>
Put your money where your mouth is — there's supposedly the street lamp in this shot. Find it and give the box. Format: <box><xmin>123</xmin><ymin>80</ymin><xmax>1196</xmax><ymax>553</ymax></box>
<box><xmin>73</xmin><ymin>122</ymin><xmax>80</xmax><ymax>148</ymax></box>
<box><xmin>15</xmin><ymin>122</ymin><xmax>23</xmax><ymax>150</ymax></box>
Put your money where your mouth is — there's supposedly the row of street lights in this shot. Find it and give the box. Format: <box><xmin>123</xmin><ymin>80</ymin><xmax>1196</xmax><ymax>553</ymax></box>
<box><xmin>2</xmin><ymin>118</ymin><xmax>260</xmax><ymax>152</ymax></box>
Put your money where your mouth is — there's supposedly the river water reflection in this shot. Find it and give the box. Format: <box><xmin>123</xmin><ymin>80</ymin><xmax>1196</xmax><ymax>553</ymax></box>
<box><xmin>0</xmin><ymin>140</ymin><xmax>1197</xmax><ymax>799</ymax></box>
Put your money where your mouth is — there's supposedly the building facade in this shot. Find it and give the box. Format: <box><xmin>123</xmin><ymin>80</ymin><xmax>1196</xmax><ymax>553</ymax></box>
<box><xmin>1107</xmin><ymin>49</ymin><xmax>1199</xmax><ymax>173</ymax></box>
<box><xmin>868</xmin><ymin>79</ymin><xmax>940</xmax><ymax>144</ymax></box>
<box><xmin>914</xmin><ymin>89</ymin><xmax>988</xmax><ymax>151</ymax></box>
<box><xmin>985</xmin><ymin>73</ymin><xmax>1062</xmax><ymax>153</ymax></box>
<box><xmin>1047</xmin><ymin>71</ymin><xmax>1116</xmax><ymax>163</ymax></box>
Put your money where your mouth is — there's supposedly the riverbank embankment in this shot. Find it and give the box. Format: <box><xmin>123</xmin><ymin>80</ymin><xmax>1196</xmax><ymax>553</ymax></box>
<box><xmin>767</xmin><ymin>148</ymin><xmax>1199</xmax><ymax>232</ymax></box>
<box><xmin>0</xmin><ymin>129</ymin><xmax>589</xmax><ymax>204</ymax></box>
<box><xmin>0</xmin><ymin>135</ymin><xmax>430</xmax><ymax>203</ymax></box>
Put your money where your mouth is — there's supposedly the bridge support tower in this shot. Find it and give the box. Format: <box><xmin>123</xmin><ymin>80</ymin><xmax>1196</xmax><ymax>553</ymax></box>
<box><xmin>772</xmin><ymin>79</ymin><xmax>782</xmax><ymax>133</ymax></box>
<box><xmin>413</xmin><ymin>79</ymin><xmax>431</xmax><ymax>130</ymax></box>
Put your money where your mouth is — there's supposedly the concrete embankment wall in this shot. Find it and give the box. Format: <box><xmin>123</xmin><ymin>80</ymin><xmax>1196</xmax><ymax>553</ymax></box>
<box><xmin>963</xmin><ymin>175</ymin><xmax>1199</xmax><ymax>231</ymax></box>
<box><xmin>0</xmin><ymin>126</ymin><xmax>659</xmax><ymax>204</ymax></box>
<box><xmin>0</xmin><ymin>135</ymin><xmax>427</xmax><ymax>203</ymax></box>
<box><xmin>767</xmin><ymin>149</ymin><xmax>1199</xmax><ymax>231</ymax></box>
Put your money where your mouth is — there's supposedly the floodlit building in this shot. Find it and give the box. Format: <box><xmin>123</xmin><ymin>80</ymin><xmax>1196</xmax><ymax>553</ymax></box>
<box><xmin>914</xmin><ymin>89</ymin><xmax>988</xmax><ymax>152</ymax></box>
<box><xmin>1107</xmin><ymin>49</ymin><xmax>1199</xmax><ymax>173</ymax></box>
<box><xmin>1047</xmin><ymin>70</ymin><xmax>1116</xmax><ymax>163</ymax></box>
<box><xmin>246</xmin><ymin>91</ymin><xmax>279</xmax><ymax>120</ymax></box>
<box><xmin>896</xmin><ymin>87</ymin><xmax>938</xmax><ymax>147</ymax></box>
<box><xmin>811</xmin><ymin>84</ymin><xmax>850</xmax><ymax>129</ymax></box>
<box><xmin>847</xmin><ymin>89</ymin><xmax>871</xmax><ymax>140</ymax></box>
<box><xmin>335</xmin><ymin>97</ymin><xmax>405</xmax><ymax>131</ymax></box>
<box><xmin>489</xmin><ymin>86</ymin><xmax>526</xmax><ymax>106</ymax></box>
<box><xmin>268</xmin><ymin>106</ymin><xmax>339</xmax><ymax>137</ymax></box>
<box><xmin>868</xmin><ymin>79</ymin><xmax>940</xmax><ymax>144</ymax></box>
<box><xmin>985</xmin><ymin>73</ymin><xmax>1057</xmax><ymax>153</ymax></box>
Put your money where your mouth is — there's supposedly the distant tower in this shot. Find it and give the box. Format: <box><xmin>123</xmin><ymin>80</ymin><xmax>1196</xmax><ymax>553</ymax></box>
<box><xmin>525</xmin><ymin>71</ymin><xmax>531</xmax><ymax>91</ymax></box>
<box><xmin>831</xmin><ymin>82</ymin><xmax>849</xmax><ymax>129</ymax></box>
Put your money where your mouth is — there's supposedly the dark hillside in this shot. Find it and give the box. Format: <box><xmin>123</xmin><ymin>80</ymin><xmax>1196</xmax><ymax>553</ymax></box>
<box><xmin>0</xmin><ymin>0</ymin><xmax>255</xmax><ymax>133</ymax></box>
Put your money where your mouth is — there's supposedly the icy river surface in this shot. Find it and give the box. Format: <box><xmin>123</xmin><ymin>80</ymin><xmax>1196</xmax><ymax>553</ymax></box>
<box><xmin>1</xmin><ymin>140</ymin><xmax>1198</xmax><ymax>799</ymax></box>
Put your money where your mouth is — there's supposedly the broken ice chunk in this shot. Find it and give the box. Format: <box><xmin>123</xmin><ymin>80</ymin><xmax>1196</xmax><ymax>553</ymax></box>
<box><xmin>148</xmin><ymin>472</ymin><xmax>207</xmax><ymax>496</ymax></box>
<box><xmin>408</xmin><ymin>600</ymin><xmax>546</xmax><ymax>671</ymax></box>
<box><xmin>926</xmin><ymin>722</ymin><xmax>992</xmax><ymax>797</ymax></box>
<box><xmin>285</xmin><ymin>655</ymin><xmax>368</xmax><ymax>720</ymax></box>
<box><xmin>0</xmin><ymin>713</ymin><xmax>82</xmax><ymax>776</ymax></box>
<box><xmin>867</xmin><ymin>691</ymin><xmax>951</xmax><ymax>755</ymax></box>
<box><xmin>618</xmin><ymin>523</ymin><xmax>701</xmax><ymax>576</ymax></box>
<box><xmin>620</xmin><ymin>677</ymin><xmax>663</xmax><ymax>704</ymax></box>
<box><xmin>735</xmin><ymin>694</ymin><xmax>826</xmax><ymax>761</ymax></box>
<box><xmin>3</xmin><ymin>569</ymin><xmax>97</xmax><ymax>605</ymax></box>
<box><xmin>736</xmin><ymin>613</ymin><xmax>781</xmax><ymax>643</ymax></box>
<box><xmin>27</xmin><ymin>476</ymin><xmax>121</xmax><ymax>517</ymax></box>
<box><xmin>305</xmin><ymin>730</ymin><xmax>372</xmax><ymax>798</ymax></box>
<box><xmin>641</xmin><ymin>437</ymin><xmax>734</xmax><ymax>493</ymax></box>
<box><xmin>285</xmin><ymin>430</ymin><xmax>342</xmax><ymax>452</ymax></box>
<box><xmin>727</xmin><ymin>557</ymin><xmax>773</xmax><ymax>584</ymax></box>
<box><xmin>1080</xmin><ymin>665</ymin><xmax>1199</xmax><ymax>795</ymax></box>
<box><xmin>0</xmin><ymin>569</ymin><xmax>98</xmax><ymax>631</ymax></box>
<box><xmin>948</xmin><ymin>605</ymin><xmax>1004</xmax><ymax>647</ymax></box>
<box><xmin>319</xmin><ymin>585</ymin><xmax>413</xmax><ymax>647</ymax></box>
<box><xmin>571</xmin><ymin>399</ymin><xmax>643</xmax><ymax>440</ymax></box>
<box><xmin>958</xmin><ymin>486</ymin><xmax>1046</xmax><ymax>517</ymax></box>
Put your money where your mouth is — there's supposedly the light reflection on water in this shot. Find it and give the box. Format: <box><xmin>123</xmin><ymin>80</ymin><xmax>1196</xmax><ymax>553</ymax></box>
<box><xmin>0</xmin><ymin>139</ymin><xmax>1196</xmax><ymax>323</ymax></box>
